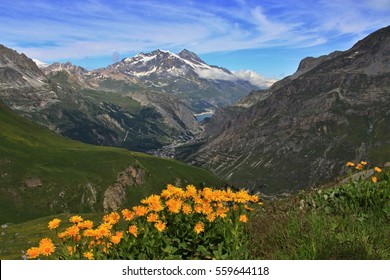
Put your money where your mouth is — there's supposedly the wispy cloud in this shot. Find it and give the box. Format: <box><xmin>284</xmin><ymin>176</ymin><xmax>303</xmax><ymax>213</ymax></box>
<box><xmin>232</xmin><ymin>70</ymin><xmax>277</xmax><ymax>88</ymax></box>
<box><xmin>1</xmin><ymin>0</ymin><xmax>389</xmax><ymax>66</ymax></box>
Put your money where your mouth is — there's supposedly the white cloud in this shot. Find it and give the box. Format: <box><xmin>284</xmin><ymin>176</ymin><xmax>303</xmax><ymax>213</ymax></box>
<box><xmin>194</xmin><ymin>68</ymin><xmax>236</xmax><ymax>81</ymax></box>
<box><xmin>232</xmin><ymin>70</ymin><xmax>277</xmax><ymax>88</ymax></box>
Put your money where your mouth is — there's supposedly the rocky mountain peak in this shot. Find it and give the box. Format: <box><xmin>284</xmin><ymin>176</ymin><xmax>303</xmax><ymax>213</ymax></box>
<box><xmin>44</xmin><ymin>62</ymin><xmax>89</xmax><ymax>75</ymax></box>
<box><xmin>297</xmin><ymin>25</ymin><xmax>390</xmax><ymax>78</ymax></box>
<box><xmin>288</xmin><ymin>25</ymin><xmax>390</xmax><ymax>81</ymax></box>
<box><xmin>350</xmin><ymin>25</ymin><xmax>390</xmax><ymax>54</ymax></box>
<box><xmin>0</xmin><ymin>44</ymin><xmax>44</xmax><ymax>76</ymax></box>
<box><xmin>178</xmin><ymin>49</ymin><xmax>205</xmax><ymax>65</ymax></box>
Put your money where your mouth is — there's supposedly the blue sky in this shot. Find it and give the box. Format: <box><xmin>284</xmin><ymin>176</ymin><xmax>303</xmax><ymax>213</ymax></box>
<box><xmin>1</xmin><ymin>0</ymin><xmax>389</xmax><ymax>79</ymax></box>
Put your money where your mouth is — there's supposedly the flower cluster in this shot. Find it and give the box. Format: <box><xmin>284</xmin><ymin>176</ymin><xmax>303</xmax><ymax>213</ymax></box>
<box><xmin>26</xmin><ymin>184</ymin><xmax>261</xmax><ymax>260</ymax></box>
<box><xmin>346</xmin><ymin>161</ymin><xmax>382</xmax><ymax>182</ymax></box>
<box><xmin>26</xmin><ymin>238</ymin><xmax>55</xmax><ymax>259</ymax></box>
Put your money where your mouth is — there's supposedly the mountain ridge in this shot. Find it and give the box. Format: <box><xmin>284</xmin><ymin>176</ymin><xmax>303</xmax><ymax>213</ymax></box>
<box><xmin>183</xmin><ymin>25</ymin><xmax>390</xmax><ymax>195</ymax></box>
<box><xmin>96</xmin><ymin>48</ymin><xmax>259</xmax><ymax>112</ymax></box>
<box><xmin>0</xmin><ymin>45</ymin><xmax>202</xmax><ymax>153</ymax></box>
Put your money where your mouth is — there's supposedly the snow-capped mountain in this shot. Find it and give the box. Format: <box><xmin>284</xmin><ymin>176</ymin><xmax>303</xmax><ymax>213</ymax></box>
<box><xmin>109</xmin><ymin>49</ymin><xmax>234</xmax><ymax>80</ymax></box>
<box><xmin>97</xmin><ymin>49</ymin><xmax>259</xmax><ymax>112</ymax></box>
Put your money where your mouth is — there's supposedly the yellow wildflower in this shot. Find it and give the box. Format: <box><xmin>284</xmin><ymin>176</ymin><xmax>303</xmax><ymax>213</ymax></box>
<box><xmin>182</xmin><ymin>203</ymin><xmax>192</xmax><ymax>215</ymax></box>
<box><xmin>194</xmin><ymin>221</ymin><xmax>205</xmax><ymax>234</ymax></box>
<box><xmin>65</xmin><ymin>225</ymin><xmax>80</xmax><ymax>237</ymax></box>
<box><xmin>83</xmin><ymin>229</ymin><xmax>95</xmax><ymax>237</ymax></box>
<box><xmin>239</xmin><ymin>214</ymin><xmax>248</xmax><ymax>223</ymax></box>
<box><xmin>83</xmin><ymin>251</ymin><xmax>94</xmax><ymax>260</ymax></box>
<box><xmin>346</xmin><ymin>161</ymin><xmax>355</xmax><ymax>167</ymax></box>
<box><xmin>216</xmin><ymin>206</ymin><xmax>229</xmax><ymax>218</ymax></box>
<box><xmin>141</xmin><ymin>194</ymin><xmax>160</xmax><ymax>205</ymax></box>
<box><xmin>202</xmin><ymin>187</ymin><xmax>214</xmax><ymax>201</ymax></box>
<box><xmin>207</xmin><ymin>213</ymin><xmax>216</xmax><ymax>222</ymax></box>
<box><xmin>234</xmin><ymin>189</ymin><xmax>251</xmax><ymax>203</ymax></box>
<box><xmin>194</xmin><ymin>204</ymin><xmax>203</xmax><ymax>213</ymax></box>
<box><xmin>355</xmin><ymin>163</ymin><xmax>363</xmax><ymax>170</ymax></box>
<box><xmin>149</xmin><ymin>201</ymin><xmax>164</xmax><ymax>212</ymax></box>
<box><xmin>372</xmin><ymin>176</ymin><xmax>378</xmax><ymax>183</ymax></box>
<box><xmin>250</xmin><ymin>195</ymin><xmax>260</xmax><ymax>203</ymax></box>
<box><xmin>165</xmin><ymin>198</ymin><xmax>182</xmax><ymax>213</ymax></box>
<box><xmin>121</xmin><ymin>209</ymin><xmax>135</xmax><ymax>221</ymax></box>
<box><xmin>57</xmin><ymin>232</ymin><xmax>67</xmax><ymax>240</ymax></box>
<box><xmin>360</xmin><ymin>161</ymin><xmax>367</xmax><ymax>165</ymax></box>
<box><xmin>69</xmin><ymin>215</ymin><xmax>83</xmax><ymax>224</ymax></box>
<box><xmin>154</xmin><ymin>221</ymin><xmax>166</xmax><ymax>232</ymax></box>
<box><xmin>97</xmin><ymin>223</ymin><xmax>112</xmax><ymax>238</ymax></box>
<box><xmin>166</xmin><ymin>184</ymin><xmax>185</xmax><ymax>197</ymax></box>
<box><xmin>132</xmin><ymin>205</ymin><xmax>148</xmax><ymax>217</ymax></box>
<box><xmin>193</xmin><ymin>195</ymin><xmax>204</xmax><ymax>205</ymax></box>
<box><xmin>185</xmin><ymin>185</ymin><xmax>197</xmax><ymax>198</ymax></box>
<box><xmin>128</xmin><ymin>225</ymin><xmax>138</xmax><ymax>238</ymax></box>
<box><xmin>39</xmin><ymin>238</ymin><xmax>55</xmax><ymax>256</ymax></box>
<box><xmin>147</xmin><ymin>213</ymin><xmax>159</xmax><ymax>223</ymax></box>
<box><xmin>103</xmin><ymin>212</ymin><xmax>120</xmax><ymax>225</ymax></box>
<box><xmin>26</xmin><ymin>247</ymin><xmax>40</xmax><ymax>259</ymax></box>
<box><xmin>142</xmin><ymin>195</ymin><xmax>164</xmax><ymax>212</ymax></box>
<box><xmin>201</xmin><ymin>203</ymin><xmax>213</xmax><ymax>215</ymax></box>
<box><xmin>78</xmin><ymin>220</ymin><xmax>94</xmax><ymax>229</ymax></box>
<box><xmin>161</xmin><ymin>188</ymin><xmax>173</xmax><ymax>199</ymax></box>
<box><xmin>374</xmin><ymin>167</ymin><xmax>382</xmax><ymax>173</ymax></box>
<box><xmin>48</xmin><ymin>218</ymin><xmax>61</xmax><ymax>230</ymax></box>
<box><xmin>110</xmin><ymin>235</ymin><xmax>122</xmax><ymax>245</ymax></box>
<box><xmin>224</xmin><ymin>188</ymin><xmax>235</xmax><ymax>202</ymax></box>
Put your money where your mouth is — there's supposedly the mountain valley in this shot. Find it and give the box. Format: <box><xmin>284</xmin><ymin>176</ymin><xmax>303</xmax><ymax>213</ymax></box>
<box><xmin>179</xmin><ymin>25</ymin><xmax>390</xmax><ymax>195</ymax></box>
<box><xmin>1</xmin><ymin>25</ymin><xmax>390</xmax><ymax>208</ymax></box>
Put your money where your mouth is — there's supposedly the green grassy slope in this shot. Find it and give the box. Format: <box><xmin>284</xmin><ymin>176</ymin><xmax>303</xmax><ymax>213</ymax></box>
<box><xmin>0</xmin><ymin>101</ymin><xmax>222</xmax><ymax>223</ymax></box>
<box><xmin>249</xmin><ymin>166</ymin><xmax>390</xmax><ymax>260</ymax></box>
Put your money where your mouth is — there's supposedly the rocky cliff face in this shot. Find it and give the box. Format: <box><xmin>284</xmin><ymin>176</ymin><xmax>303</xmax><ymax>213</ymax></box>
<box><xmin>0</xmin><ymin>45</ymin><xmax>60</xmax><ymax>112</ymax></box>
<box><xmin>187</xmin><ymin>26</ymin><xmax>390</xmax><ymax>195</ymax></box>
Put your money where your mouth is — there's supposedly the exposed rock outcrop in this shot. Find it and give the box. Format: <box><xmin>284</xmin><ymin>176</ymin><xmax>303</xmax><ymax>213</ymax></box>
<box><xmin>24</xmin><ymin>177</ymin><xmax>43</xmax><ymax>188</ymax></box>
<box><xmin>103</xmin><ymin>166</ymin><xmax>145</xmax><ymax>212</ymax></box>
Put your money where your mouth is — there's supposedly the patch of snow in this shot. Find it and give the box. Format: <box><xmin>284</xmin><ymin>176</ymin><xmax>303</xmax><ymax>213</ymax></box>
<box><xmin>32</xmin><ymin>59</ymin><xmax>49</xmax><ymax>68</ymax></box>
<box><xmin>139</xmin><ymin>54</ymin><xmax>156</xmax><ymax>63</ymax></box>
<box><xmin>131</xmin><ymin>66</ymin><xmax>158</xmax><ymax>77</ymax></box>
<box><xmin>123</xmin><ymin>130</ymin><xmax>129</xmax><ymax>142</ymax></box>
<box><xmin>166</xmin><ymin>65</ymin><xmax>187</xmax><ymax>76</ymax></box>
